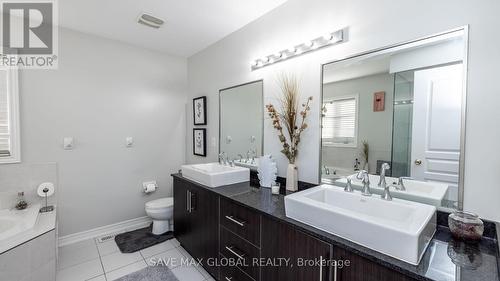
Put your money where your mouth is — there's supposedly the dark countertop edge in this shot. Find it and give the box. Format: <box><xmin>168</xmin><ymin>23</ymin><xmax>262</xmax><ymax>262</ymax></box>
<box><xmin>497</xmin><ymin>222</ymin><xmax>500</xmax><ymax>278</ymax></box>
<box><xmin>172</xmin><ymin>174</ymin><xmax>498</xmax><ymax>281</ymax></box>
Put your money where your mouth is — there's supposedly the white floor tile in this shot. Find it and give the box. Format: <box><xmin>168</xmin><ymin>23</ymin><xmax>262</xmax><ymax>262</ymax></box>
<box><xmin>96</xmin><ymin>239</ymin><xmax>120</xmax><ymax>257</ymax></box>
<box><xmin>171</xmin><ymin>265</ymin><xmax>205</xmax><ymax>281</ymax></box>
<box><xmin>145</xmin><ymin>248</ymin><xmax>185</xmax><ymax>269</ymax></box>
<box><xmin>177</xmin><ymin>246</ymin><xmax>193</xmax><ymax>259</ymax></box>
<box><xmin>195</xmin><ymin>265</ymin><xmax>211</xmax><ymax>279</ymax></box>
<box><xmin>139</xmin><ymin>240</ymin><xmax>176</xmax><ymax>258</ymax></box>
<box><xmin>58</xmin><ymin>240</ymin><xmax>100</xmax><ymax>270</ymax></box>
<box><xmin>87</xmin><ymin>275</ymin><xmax>106</xmax><ymax>281</ymax></box>
<box><xmin>100</xmin><ymin>251</ymin><xmax>143</xmax><ymax>273</ymax></box>
<box><xmin>105</xmin><ymin>260</ymin><xmax>147</xmax><ymax>281</ymax></box>
<box><xmin>170</xmin><ymin>238</ymin><xmax>180</xmax><ymax>248</ymax></box>
<box><xmin>56</xmin><ymin>258</ymin><xmax>103</xmax><ymax>281</ymax></box>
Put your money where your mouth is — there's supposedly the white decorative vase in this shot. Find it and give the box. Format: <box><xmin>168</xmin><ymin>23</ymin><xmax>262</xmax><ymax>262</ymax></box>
<box><xmin>286</xmin><ymin>163</ymin><xmax>298</xmax><ymax>192</ymax></box>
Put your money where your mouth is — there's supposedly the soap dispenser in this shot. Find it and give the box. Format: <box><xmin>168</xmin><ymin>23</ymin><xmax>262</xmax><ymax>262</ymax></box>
<box><xmin>15</xmin><ymin>191</ymin><xmax>28</xmax><ymax>210</ymax></box>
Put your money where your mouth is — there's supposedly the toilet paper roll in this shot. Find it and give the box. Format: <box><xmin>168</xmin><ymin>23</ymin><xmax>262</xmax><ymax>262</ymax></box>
<box><xmin>143</xmin><ymin>183</ymin><xmax>156</xmax><ymax>193</ymax></box>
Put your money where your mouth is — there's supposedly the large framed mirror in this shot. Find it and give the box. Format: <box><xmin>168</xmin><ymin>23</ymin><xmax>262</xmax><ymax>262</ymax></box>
<box><xmin>320</xmin><ymin>27</ymin><xmax>468</xmax><ymax>210</ymax></box>
<box><xmin>219</xmin><ymin>80</ymin><xmax>263</xmax><ymax>169</ymax></box>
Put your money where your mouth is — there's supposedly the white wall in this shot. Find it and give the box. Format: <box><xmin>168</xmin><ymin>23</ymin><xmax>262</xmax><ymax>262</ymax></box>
<box><xmin>187</xmin><ymin>0</ymin><xmax>500</xmax><ymax>222</ymax></box>
<box><xmin>18</xmin><ymin>28</ymin><xmax>187</xmax><ymax>236</ymax></box>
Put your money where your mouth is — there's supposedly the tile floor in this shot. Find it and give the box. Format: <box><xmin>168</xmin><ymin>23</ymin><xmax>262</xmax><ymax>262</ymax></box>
<box><xmin>56</xmin><ymin>235</ymin><xmax>215</xmax><ymax>281</ymax></box>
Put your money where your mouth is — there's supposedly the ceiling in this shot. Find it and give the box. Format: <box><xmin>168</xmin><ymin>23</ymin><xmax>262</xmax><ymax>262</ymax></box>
<box><xmin>59</xmin><ymin>0</ymin><xmax>288</xmax><ymax>57</ymax></box>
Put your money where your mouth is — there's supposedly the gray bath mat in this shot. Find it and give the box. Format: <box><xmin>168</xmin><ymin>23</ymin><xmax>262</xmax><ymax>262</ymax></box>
<box><xmin>114</xmin><ymin>266</ymin><xmax>179</xmax><ymax>281</ymax></box>
<box><xmin>115</xmin><ymin>224</ymin><xmax>174</xmax><ymax>253</ymax></box>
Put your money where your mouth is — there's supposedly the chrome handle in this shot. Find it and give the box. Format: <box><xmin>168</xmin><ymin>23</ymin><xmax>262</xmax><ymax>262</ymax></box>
<box><xmin>186</xmin><ymin>190</ymin><xmax>190</xmax><ymax>213</ymax></box>
<box><xmin>319</xmin><ymin>255</ymin><xmax>323</xmax><ymax>281</ymax></box>
<box><xmin>224</xmin><ymin>277</ymin><xmax>232</xmax><ymax>281</ymax></box>
<box><xmin>225</xmin><ymin>215</ymin><xmax>245</xmax><ymax>227</ymax></box>
<box><xmin>225</xmin><ymin>246</ymin><xmax>245</xmax><ymax>260</ymax></box>
<box><xmin>414</xmin><ymin>159</ymin><xmax>422</xmax><ymax>166</ymax></box>
<box><xmin>333</xmin><ymin>259</ymin><xmax>338</xmax><ymax>281</ymax></box>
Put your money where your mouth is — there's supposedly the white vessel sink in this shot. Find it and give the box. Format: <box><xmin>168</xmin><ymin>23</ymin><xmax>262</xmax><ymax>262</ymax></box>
<box><xmin>335</xmin><ymin>174</ymin><xmax>448</xmax><ymax>206</ymax></box>
<box><xmin>181</xmin><ymin>163</ymin><xmax>250</xmax><ymax>187</ymax></box>
<box><xmin>285</xmin><ymin>185</ymin><xmax>436</xmax><ymax>265</ymax></box>
<box><xmin>234</xmin><ymin>159</ymin><xmax>259</xmax><ymax>171</ymax></box>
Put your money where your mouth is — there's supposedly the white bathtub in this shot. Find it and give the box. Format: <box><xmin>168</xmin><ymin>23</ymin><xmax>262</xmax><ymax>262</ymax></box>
<box><xmin>0</xmin><ymin>203</ymin><xmax>40</xmax><ymax>242</ymax></box>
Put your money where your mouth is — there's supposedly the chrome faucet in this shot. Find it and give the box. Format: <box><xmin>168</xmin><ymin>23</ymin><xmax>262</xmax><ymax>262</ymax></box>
<box><xmin>323</xmin><ymin>165</ymin><xmax>330</xmax><ymax>175</ymax></box>
<box><xmin>344</xmin><ymin>176</ymin><xmax>353</xmax><ymax>192</ymax></box>
<box><xmin>250</xmin><ymin>149</ymin><xmax>256</xmax><ymax>164</ymax></box>
<box><xmin>246</xmin><ymin>150</ymin><xmax>251</xmax><ymax>163</ymax></box>
<box><xmin>237</xmin><ymin>154</ymin><xmax>244</xmax><ymax>162</ymax></box>
<box><xmin>379</xmin><ymin>163</ymin><xmax>392</xmax><ymax>201</ymax></box>
<box><xmin>392</xmin><ymin>176</ymin><xmax>413</xmax><ymax>191</ymax></box>
<box><xmin>378</xmin><ymin>163</ymin><xmax>391</xmax><ymax>187</ymax></box>
<box><xmin>218</xmin><ymin>152</ymin><xmax>228</xmax><ymax>165</ymax></box>
<box><xmin>356</xmin><ymin>170</ymin><xmax>371</xmax><ymax>196</ymax></box>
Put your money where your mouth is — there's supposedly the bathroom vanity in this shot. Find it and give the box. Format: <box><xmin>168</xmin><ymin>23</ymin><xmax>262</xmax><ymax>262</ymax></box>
<box><xmin>172</xmin><ymin>173</ymin><xmax>500</xmax><ymax>281</ymax></box>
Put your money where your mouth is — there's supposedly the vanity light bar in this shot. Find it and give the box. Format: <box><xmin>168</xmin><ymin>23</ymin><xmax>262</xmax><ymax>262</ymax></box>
<box><xmin>251</xmin><ymin>29</ymin><xmax>345</xmax><ymax>70</ymax></box>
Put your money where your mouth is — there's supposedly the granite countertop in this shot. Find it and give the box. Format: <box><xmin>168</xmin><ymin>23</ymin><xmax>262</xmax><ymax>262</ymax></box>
<box><xmin>172</xmin><ymin>174</ymin><xmax>500</xmax><ymax>281</ymax></box>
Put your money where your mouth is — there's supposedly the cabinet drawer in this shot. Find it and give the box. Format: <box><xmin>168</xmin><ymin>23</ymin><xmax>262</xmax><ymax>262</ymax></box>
<box><xmin>220</xmin><ymin>227</ymin><xmax>260</xmax><ymax>280</ymax></box>
<box><xmin>220</xmin><ymin>198</ymin><xmax>260</xmax><ymax>246</ymax></box>
<box><xmin>220</xmin><ymin>262</ymin><xmax>255</xmax><ymax>281</ymax></box>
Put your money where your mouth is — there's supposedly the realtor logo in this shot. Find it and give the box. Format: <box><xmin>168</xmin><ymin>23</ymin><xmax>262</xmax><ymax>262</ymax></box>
<box><xmin>0</xmin><ymin>0</ymin><xmax>58</xmax><ymax>68</ymax></box>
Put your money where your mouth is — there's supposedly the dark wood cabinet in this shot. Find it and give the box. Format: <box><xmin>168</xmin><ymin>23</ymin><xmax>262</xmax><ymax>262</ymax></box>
<box><xmin>261</xmin><ymin>216</ymin><xmax>332</xmax><ymax>281</ymax></box>
<box><xmin>173</xmin><ymin>179</ymin><xmax>219</xmax><ymax>277</ymax></box>
<box><xmin>333</xmin><ymin>247</ymin><xmax>417</xmax><ymax>281</ymax></box>
<box><xmin>173</xmin><ymin>176</ymin><xmax>420</xmax><ymax>281</ymax></box>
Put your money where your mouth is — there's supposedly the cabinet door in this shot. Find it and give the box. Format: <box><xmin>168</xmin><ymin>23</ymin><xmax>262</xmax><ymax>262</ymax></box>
<box><xmin>188</xmin><ymin>183</ymin><xmax>219</xmax><ymax>278</ymax></box>
<box><xmin>333</xmin><ymin>247</ymin><xmax>416</xmax><ymax>281</ymax></box>
<box><xmin>261</xmin><ymin>216</ymin><xmax>332</xmax><ymax>281</ymax></box>
<box><xmin>173</xmin><ymin>179</ymin><xmax>191</xmax><ymax>250</ymax></box>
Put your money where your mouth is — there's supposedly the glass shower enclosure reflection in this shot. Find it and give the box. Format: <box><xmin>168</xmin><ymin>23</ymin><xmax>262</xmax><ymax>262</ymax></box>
<box><xmin>391</xmin><ymin>71</ymin><xmax>414</xmax><ymax>178</ymax></box>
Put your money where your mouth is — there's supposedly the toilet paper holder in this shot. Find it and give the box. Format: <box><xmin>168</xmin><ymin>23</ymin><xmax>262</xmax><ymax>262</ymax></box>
<box><xmin>143</xmin><ymin>181</ymin><xmax>158</xmax><ymax>193</ymax></box>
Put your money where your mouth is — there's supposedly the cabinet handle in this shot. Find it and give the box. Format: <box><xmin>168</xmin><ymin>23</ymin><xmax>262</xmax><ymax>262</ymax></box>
<box><xmin>186</xmin><ymin>190</ymin><xmax>190</xmax><ymax>212</ymax></box>
<box><xmin>225</xmin><ymin>246</ymin><xmax>245</xmax><ymax>260</ymax></box>
<box><xmin>225</xmin><ymin>215</ymin><xmax>245</xmax><ymax>227</ymax></box>
<box><xmin>333</xmin><ymin>259</ymin><xmax>338</xmax><ymax>281</ymax></box>
<box><xmin>319</xmin><ymin>255</ymin><xmax>323</xmax><ymax>281</ymax></box>
<box><xmin>224</xmin><ymin>277</ymin><xmax>233</xmax><ymax>281</ymax></box>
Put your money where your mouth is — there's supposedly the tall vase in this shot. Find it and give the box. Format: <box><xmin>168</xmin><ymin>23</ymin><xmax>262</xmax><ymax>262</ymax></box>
<box><xmin>286</xmin><ymin>163</ymin><xmax>298</xmax><ymax>192</ymax></box>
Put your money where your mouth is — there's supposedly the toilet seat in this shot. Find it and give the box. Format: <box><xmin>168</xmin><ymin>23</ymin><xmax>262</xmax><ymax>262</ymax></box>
<box><xmin>146</xmin><ymin>197</ymin><xmax>173</xmax><ymax>210</ymax></box>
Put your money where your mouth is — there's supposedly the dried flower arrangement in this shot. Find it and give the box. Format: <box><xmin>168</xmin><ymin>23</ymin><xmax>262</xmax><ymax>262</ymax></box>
<box><xmin>361</xmin><ymin>140</ymin><xmax>369</xmax><ymax>169</ymax></box>
<box><xmin>265</xmin><ymin>74</ymin><xmax>313</xmax><ymax>164</ymax></box>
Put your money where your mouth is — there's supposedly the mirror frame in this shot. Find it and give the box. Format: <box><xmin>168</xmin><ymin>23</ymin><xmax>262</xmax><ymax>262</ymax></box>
<box><xmin>218</xmin><ymin>79</ymin><xmax>264</xmax><ymax>158</ymax></box>
<box><xmin>0</xmin><ymin>66</ymin><xmax>21</xmax><ymax>164</ymax></box>
<box><xmin>319</xmin><ymin>26</ymin><xmax>469</xmax><ymax>210</ymax></box>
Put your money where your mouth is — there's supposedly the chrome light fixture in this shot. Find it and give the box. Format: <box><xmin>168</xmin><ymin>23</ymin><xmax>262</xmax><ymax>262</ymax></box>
<box><xmin>251</xmin><ymin>28</ymin><xmax>345</xmax><ymax>70</ymax></box>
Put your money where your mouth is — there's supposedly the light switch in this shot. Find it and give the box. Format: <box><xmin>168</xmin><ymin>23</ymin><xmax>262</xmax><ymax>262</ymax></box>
<box><xmin>63</xmin><ymin>137</ymin><xmax>74</xmax><ymax>150</ymax></box>
<box><xmin>126</xmin><ymin>137</ymin><xmax>134</xmax><ymax>147</ymax></box>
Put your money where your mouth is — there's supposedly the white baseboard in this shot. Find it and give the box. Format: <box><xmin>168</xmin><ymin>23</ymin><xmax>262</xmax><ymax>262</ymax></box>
<box><xmin>58</xmin><ymin>216</ymin><xmax>152</xmax><ymax>247</ymax></box>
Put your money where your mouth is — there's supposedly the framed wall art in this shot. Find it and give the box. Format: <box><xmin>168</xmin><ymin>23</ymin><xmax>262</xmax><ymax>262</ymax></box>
<box><xmin>193</xmin><ymin>96</ymin><xmax>207</xmax><ymax>125</ymax></box>
<box><xmin>193</xmin><ymin>128</ymin><xmax>206</xmax><ymax>156</ymax></box>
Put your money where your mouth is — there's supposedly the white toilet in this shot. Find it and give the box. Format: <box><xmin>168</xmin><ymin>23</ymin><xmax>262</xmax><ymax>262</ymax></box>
<box><xmin>145</xmin><ymin>197</ymin><xmax>174</xmax><ymax>235</ymax></box>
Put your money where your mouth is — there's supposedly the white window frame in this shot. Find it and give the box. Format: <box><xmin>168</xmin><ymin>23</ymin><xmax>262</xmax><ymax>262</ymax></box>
<box><xmin>322</xmin><ymin>94</ymin><xmax>359</xmax><ymax>148</ymax></box>
<box><xmin>0</xmin><ymin>66</ymin><xmax>20</xmax><ymax>164</ymax></box>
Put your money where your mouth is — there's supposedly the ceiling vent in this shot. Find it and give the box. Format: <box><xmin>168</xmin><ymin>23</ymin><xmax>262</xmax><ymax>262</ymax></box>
<box><xmin>137</xmin><ymin>13</ymin><xmax>164</xmax><ymax>29</ymax></box>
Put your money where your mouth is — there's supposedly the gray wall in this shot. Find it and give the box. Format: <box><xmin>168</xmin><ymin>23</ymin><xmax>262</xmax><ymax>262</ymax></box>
<box><xmin>322</xmin><ymin>73</ymin><xmax>394</xmax><ymax>173</ymax></box>
<box><xmin>187</xmin><ymin>0</ymin><xmax>500</xmax><ymax>222</ymax></box>
<box><xmin>11</xmin><ymin>28</ymin><xmax>188</xmax><ymax>236</ymax></box>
